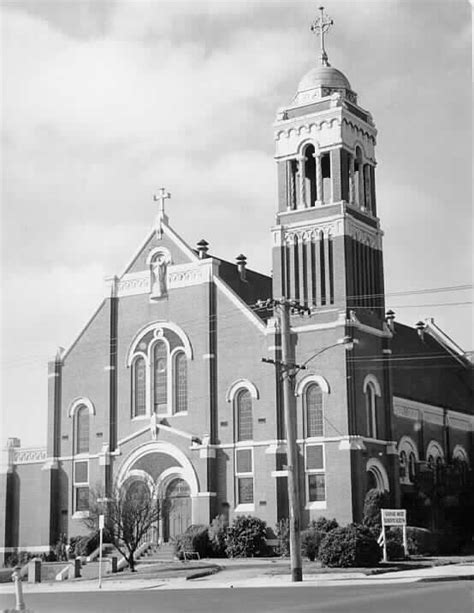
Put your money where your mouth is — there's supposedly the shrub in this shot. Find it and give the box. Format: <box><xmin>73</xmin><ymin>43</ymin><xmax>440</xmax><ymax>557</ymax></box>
<box><xmin>362</xmin><ymin>489</ymin><xmax>390</xmax><ymax>534</ymax></box>
<box><xmin>275</xmin><ymin>519</ymin><xmax>290</xmax><ymax>557</ymax></box>
<box><xmin>319</xmin><ymin>524</ymin><xmax>381</xmax><ymax>568</ymax></box>
<box><xmin>225</xmin><ymin>515</ymin><xmax>267</xmax><ymax>558</ymax></box>
<box><xmin>301</xmin><ymin>528</ymin><xmax>323</xmax><ymax>562</ymax></box>
<box><xmin>69</xmin><ymin>532</ymin><xmax>100</xmax><ymax>558</ymax></box>
<box><xmin>301</xmin><ymin>517</ymin><xmax>339</xmax><ymax>561</ymax></box>
<box><xmin>387</xmin><ymin>526</ymin><xmax>435</xmax><ymax>556</ymax></box>
<box><xmin>173</xmin><ymin>524</ymin><xmax>210</xmax><ymax>560</ymax></box>
<box><xmin>309</xmin><ymin>517</ymin><xmax>339</xmax><ymax>533</ymax></box>
<box><xmin>208</xmin><ymin>515</ymin><xmax>227</xmax><ymax>557</ymax></box>
<box><xmin>385</xmin><ymin>538</ymin><xmax>406</xmax><ymax>561</ymax></box>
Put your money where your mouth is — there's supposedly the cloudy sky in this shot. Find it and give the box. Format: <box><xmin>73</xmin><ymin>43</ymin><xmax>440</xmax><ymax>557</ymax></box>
<box><xmin>1</xmin><ymin>0</ymin><xmax>472</xmax><ymax>447</ymax></box>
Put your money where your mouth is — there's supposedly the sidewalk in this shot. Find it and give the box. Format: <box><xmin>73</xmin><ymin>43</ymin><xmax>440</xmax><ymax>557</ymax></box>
<box><xmin>0</xmin><ymin>558</ymin><xmax>473</xmax><ymax>596</ymax></box>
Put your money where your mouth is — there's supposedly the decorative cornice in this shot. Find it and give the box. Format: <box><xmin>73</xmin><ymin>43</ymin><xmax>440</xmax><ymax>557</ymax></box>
<box><xmin>13</xmin><ymin>447</ymin><xmax>48</xmax><ymax>464</ymax></box>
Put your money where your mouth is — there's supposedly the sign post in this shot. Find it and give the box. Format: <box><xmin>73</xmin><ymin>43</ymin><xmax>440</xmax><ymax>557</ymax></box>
<box><xmin>98</xmin><ymin>513</ymin><xmax>105</xmax><ymax>589</ymax></box>
<box><xmin>381</xmin><ymin>509</ymin><xmax>408</xmax><ymax>561</ymax></box>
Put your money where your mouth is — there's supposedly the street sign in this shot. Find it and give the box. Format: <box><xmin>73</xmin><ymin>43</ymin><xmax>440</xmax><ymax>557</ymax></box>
<box><xmin>99</xmin><ymin>514</ymin><xmax>105</xmax><ymax>530</ymax></box>
<box><xmin>380</xmin><ymin>509</ymin><xmax>408</xmax><ymax>562</ymax></box>
<box><xmin>381</xmin><ymin>509</ymin><xmax>406</xmax><ymax>526</ymax></box>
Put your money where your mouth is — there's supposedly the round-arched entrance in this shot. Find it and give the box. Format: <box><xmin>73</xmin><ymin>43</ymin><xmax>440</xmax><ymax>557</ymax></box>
<box><xmin>163</xmin><ymin>478</ymin><xmax>191</xmax><ymax>541</ymax></box>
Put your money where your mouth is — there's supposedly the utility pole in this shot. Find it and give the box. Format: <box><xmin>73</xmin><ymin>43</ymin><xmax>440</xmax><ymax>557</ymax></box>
<box><xmin>259</xmin><ymin>297</ymin><xmax>309</xmax><ymax>582</ymax></box>
<box><xmin>279</xmin><ymin>299</ymin><xmax>303</xmax><ymax>582</ymax></box>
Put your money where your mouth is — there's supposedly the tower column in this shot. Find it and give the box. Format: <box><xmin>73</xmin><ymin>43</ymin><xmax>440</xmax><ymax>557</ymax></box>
<box><xmin>358</xmin><ymin>158</ymin><xmax>365</xmax><ymax>210</ymax></box>
<box><xmin>306</xmin><ymin>236</ymin><xmax>314</xmax><ymax>307</ymax></box>
<box><xmin>298</xmin><ymin>156</ymin><xmax>306</xmax><ymax>209</ymax></box>
<box><xmin>349</xmin><ymin>154</ymin><xmax>355</xmax><ymax>205</ymax></box>
<box><xmin>314</xmin><ymin>152</ymin><xmax>323</xmax><ymax>205</ymax></box>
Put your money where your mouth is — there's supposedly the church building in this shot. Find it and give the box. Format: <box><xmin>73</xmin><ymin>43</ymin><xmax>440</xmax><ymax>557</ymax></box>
<box><xmin>1</xmin><ymin>9</ymin><xmax>472</xmax><ymax>559</ymax></box>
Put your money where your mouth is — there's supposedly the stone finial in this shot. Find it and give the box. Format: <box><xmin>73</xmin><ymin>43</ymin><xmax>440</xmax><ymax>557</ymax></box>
<box><xmin>236</xmin><ymin>254</ymin><xmax>247</xmax><ymax>281</ymax></box>
<box><xmin>415</xmin><ymin>320</ymin><xmax>426</xmax><ymax>341</ymax></box>
<box><xmin>385</xmin><ymin>309</ymin><xmax>395</xmax><ymax>331</ymax></box>
<box><xmin>196</xmin><ymin>239</ymin><xmax>209</xmax><ymax>260</ymax></box>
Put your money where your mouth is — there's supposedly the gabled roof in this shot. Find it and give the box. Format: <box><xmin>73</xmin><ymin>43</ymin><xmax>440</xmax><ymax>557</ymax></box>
<box><xmin>390</xmin><ymin>320</ymin><xmax>473</xmax><ymax>415</ymax></box>
<box><xmin>203</xmin><ymin>253</ymin><xmax>272</xmax><ymax>317</ymax></box>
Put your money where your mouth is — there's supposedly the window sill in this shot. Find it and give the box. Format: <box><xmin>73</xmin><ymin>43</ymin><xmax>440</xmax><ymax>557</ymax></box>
<box><xmin>131</xmin><ymin>415</ymin><xmax>149</xmax><ymax>421</ymax></box>
<box><xmin>172</xmin><ymin>411</ymin><xmax>188</xmax><ymax>417</ymax></box>
<box><xmin>72</xmin><ymin>511</ymin><xmax>90</xmax><ymax>519</ymax></box>
<box><xmin>234</xmin><ymin>504</ymin><xmax>255</xmax><ymax>513</ymax></box>
<box><xmin>305</xmin><ymin>501</ymin><xmax>327</xmax><ymax>510</ymax></box>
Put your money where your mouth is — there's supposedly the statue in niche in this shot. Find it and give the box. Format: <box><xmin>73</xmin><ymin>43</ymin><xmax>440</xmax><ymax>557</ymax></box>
<box><xmin>150</xmin><ymin>252</ymin><xmax>170</xmax><ymax>298</ymax></box>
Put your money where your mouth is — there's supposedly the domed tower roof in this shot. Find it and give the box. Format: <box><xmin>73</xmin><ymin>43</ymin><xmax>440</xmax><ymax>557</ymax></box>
<box><xmin>291</xmin><ymin>7</ymin><xmax>357</xmax><ymax>107</ymax></box>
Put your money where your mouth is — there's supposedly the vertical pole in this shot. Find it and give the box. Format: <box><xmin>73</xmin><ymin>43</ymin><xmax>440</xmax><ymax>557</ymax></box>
<box><xmin>12</xmin><ymin>567</ymin><xmax>26</xmax><ymax>611</ymax></box>
<box><xmin>279</xmin><ymin>301</ymin><xmax>303</xmax><ymax>582</ymax></box>
<box><xmin>381</xmin><ymin>513</ymin><xmax>387</xmax><ymax>563</ymax></box>
<box><xmin>98</xmin><ymin>513</ymin><xmax>104</xmax><ymax>589</ymax></box>
<box><xmin>402</xmin><ymin>524</ymin><xmax>408</xmax><ymax>558</ymax></box>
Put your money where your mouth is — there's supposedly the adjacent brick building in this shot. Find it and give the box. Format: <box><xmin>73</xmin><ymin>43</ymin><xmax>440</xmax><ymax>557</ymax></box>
<box><xmin>1</xmin><ymin>14</ymin><xmax>472</xmax><ymax>560</ymax></box>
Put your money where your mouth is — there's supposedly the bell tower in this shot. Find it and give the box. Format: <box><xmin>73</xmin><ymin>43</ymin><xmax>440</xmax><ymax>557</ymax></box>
<box><xmin>272</xmin><ymin>7</ymin><xmax>384</xmax><ymax>321</ymax></box>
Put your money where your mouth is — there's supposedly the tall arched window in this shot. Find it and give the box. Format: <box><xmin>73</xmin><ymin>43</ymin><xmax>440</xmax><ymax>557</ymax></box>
<box><xmin>365</xmin><ymin>382</ymin><xmax>377</xmax><ymax>438</ymax></box>
<box><xmin>305</xmin><ymin>383</ymin><xmax>323</xmax><ymax>438</ymax></box>
<box><xmin>236</xmin><ymin>389</ymin><xmax>253</xmax><ymax>441</ymax></box>
<box><xmin>173</xmin><ymin>351</ymin><xmax>187</xmax><ymax>413</ymax></box>
<box><xmin>76</xmin><ymin>405</ymin><xmax>90</xmax><ymax>454</ymax></box>
<box><xmin>153</xmin><ymin>340</ymin><xmax>168</xmax><ymax>414</ymax></box>
<box><xmin>132</xmin><ymin>356</ymin><xmax>147</xmax><ymax>417</ymax></box>
<box><xmin>399</xmin><ymin>450</ymin><xmax>407</xmax><ymax>480</ymax></box>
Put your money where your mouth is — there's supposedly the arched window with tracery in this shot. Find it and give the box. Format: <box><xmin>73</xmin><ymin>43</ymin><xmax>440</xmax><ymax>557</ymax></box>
<box><xmin>173</xmin><ymin>351</ymin><xmax>187</xmax><ymax>413</ymax></box>
<box><xmin>127</xmin><ymin>323</ymin><xmax>193</xmax><ymax>418</ymax></box>
<box><xmin>76</xmin><ymin>405</ymin><xmax>90</xmax><ymax>454</ymax></box>
<box><xmin>236</xmin><ymin>389</ymin><xmax>253</xmax><ymax>441</ymax></box>
<box><xmin>132</xmin><ymin>356</ymin><xmax>147</xmax><ymax>417</ymax></box>
<box><xmin>305</xmin><ymin>383</ymin><xmax>324</xmax><ymax>438</ymax></box>
<box><xmin>153</xmin><ymin>340</ymin><xmax>168</xmax><ymax>414</ymax></box>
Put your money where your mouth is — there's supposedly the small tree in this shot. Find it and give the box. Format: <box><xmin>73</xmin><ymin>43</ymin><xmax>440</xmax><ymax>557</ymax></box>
<box><xmin>362</xmin><ymin>489</ymin><xmax>390</xmax><ymax>534</ymax></box>
<box><xmin>85</xmin><ymin>484</ymin><xmax>161</xmax><ymax>572</ymax></box>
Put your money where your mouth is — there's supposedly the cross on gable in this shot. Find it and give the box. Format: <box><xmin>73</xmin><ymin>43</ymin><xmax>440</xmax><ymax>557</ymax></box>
<box><xmin>153</xmin><ymin>187</ymin><xmax>171</xmax><ymax>218</ymax></box>
<box><xmin>310</xmin><ymin>6</ymin><xmax>334</xmax><ymax>66</ymax></box>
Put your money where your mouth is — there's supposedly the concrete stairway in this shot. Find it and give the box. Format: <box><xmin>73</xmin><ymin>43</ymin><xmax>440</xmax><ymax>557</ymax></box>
<box><xmin>137</xmin><ymin>543</ymin><xmax>175</xmax><ymax>564</ymax></box>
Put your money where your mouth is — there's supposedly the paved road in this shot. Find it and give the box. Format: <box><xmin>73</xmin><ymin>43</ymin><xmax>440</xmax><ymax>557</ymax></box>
<box><xmin>2</xmin><ymin>580</ymin><xmax>472</xmax><ymax>613</ymax></box>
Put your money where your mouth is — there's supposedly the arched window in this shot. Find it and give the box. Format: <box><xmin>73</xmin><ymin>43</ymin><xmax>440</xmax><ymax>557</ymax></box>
<box><xmin>132</xmin><ymin>356</ymin><xmax>147</xmax><ymax>417</ymax></box>
<box><xmin>303</xmin><ymin>144</ymin><xmax>317</xmax><ymax>207</ymax></box>
<box><xmin>76</xmin><ymin>405</ymin><xmax>89</xmax><ymax>454</ymax></box>
<box><xmin>153</xmin><ymin>340</ymin><xmax>168</xmax><ymax>414</ymax></box>
<box><xmin>236</xmin><ymin>389</ymin><xmax>253</xmax><ymax>441</ymax></box>
<box><xmin>173</xmin><ymin>351</ymin><xmax>187</xmax><ymax>413</ymax></box>
<box><xmin>128</xmin><ymin>323</ymin><xmax>193</xmax><ymax>418</ymax></box>
<box><xmin>408</xmin><ymin>452</ymin><xmax>417</xmax><ymax>482</ymax></box>
<box><xmin>305</xmin><ymin>383</ymin><xmax>324</xmax><ymax>438</ymax></box>
<box><xmin>398</xmin><ymin>436</ymin><xmax>418</xmax><ymax>484</ymax></box>
<box><xmin>365</xmin><ymin>382</ymin><xmax>377</xmax><ymax>438</ymax></box>
<box><xmin>399</xmin><ymin>450</ymin><xmax>407</xmax><ymax>480</ymax></box>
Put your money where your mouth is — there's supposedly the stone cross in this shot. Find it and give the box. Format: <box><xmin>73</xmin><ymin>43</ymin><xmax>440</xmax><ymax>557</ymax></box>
<box><xmin>310</xmin><ymin>6</ymin><xmax>334</xmax><ymax>66</ymax></box>
<box><xmin>154</xmin><ymin>187</ymin><xmax>171</xmax><ymax>219</ymax></box>
<box><xmin>153</xmin><ymin>187</ymin><xmax>171</xmax><ymax>238</ymax></box>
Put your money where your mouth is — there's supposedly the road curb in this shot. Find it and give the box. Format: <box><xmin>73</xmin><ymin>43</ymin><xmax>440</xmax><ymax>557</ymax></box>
<box><xmin>418</xmin><ymin>574</ymin><xmax>474</xmax><ymax>583</ymax></box>
<box><xmin>186</xmin><ymin>567</ymin><xmax>221</xmax><ymax>581</ymax></box>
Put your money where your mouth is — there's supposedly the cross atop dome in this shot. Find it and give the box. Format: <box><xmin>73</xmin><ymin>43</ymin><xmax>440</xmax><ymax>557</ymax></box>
<box><xmin>310</xmin><ymin>6</ymin><xmax>334</xmax><ymax>66</ymax></box>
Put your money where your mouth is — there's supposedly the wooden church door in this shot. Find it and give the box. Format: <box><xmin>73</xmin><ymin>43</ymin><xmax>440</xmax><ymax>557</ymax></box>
<box><xmin>164</xmin><ymin>478</ymin><xmax>191</xmax><ymax>541</ymax></box>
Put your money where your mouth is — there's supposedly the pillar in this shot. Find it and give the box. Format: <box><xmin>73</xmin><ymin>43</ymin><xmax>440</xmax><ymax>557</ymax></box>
<box><xmin>298</xmin><ymin>156</ymin><xmax>306</xmax><ymax>209</ymax></box>
<box><xmin>358</xmin><ymin>160</ymin><xmax>365</xmax><ymax>210</ymax></box>
<box><xmin>314</xmin><ymin>152</ymin><xmax>323</xmax><ymax>205</ymax></box>
<box><xmin>349</xmin><ymin>155</ymin><xmax>355</xmax><ymax>205</ymax></box>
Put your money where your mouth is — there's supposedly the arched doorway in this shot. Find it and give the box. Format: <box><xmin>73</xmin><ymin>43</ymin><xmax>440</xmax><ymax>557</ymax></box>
<box><xmin>163</xmin><ymin>478</ymin><xmax>191</xmax><ymax>541</ymax></box>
